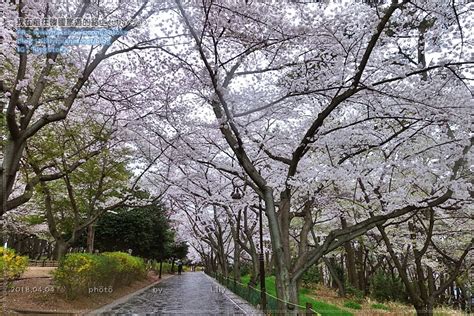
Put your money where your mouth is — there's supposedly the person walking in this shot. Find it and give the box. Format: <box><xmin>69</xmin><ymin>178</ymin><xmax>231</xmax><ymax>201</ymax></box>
<box><xmin>177</xmin><ymin>259</ymin><xmax>183</xmax><ymax>275</ymax></box>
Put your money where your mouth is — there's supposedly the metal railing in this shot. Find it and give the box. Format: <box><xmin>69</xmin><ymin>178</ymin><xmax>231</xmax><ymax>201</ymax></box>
<box><xmin>206</xmin><ymin>271</ymin><xmax>320</xmax><ymax>315</ymax></box>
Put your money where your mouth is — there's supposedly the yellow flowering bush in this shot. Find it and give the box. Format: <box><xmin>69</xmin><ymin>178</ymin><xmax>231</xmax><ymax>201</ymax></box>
<box><xmin>0</xmin><ymin>247</ymin><xmax>28</xmax><ymax>280</ymax></box>
<box><xmin>103</xmin><ymin>252</ymin><xmax>146</xmax><ymax>286</ymax></box>
<box><xmin>53</xmin><ymin>252</ymin><xmax>146</xmax><ymax>299</ymax></box>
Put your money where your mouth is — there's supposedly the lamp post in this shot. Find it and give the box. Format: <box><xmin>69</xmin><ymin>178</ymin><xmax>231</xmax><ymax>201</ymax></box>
<box><xmin>231</xmin><ymin>179</ymin><xmax>266</xmax><ymax>311</ymax></box>
<box><xmin>259</xmin><ymin>197</ymin><xmax>267</xmax><ymax>312</ymax></box>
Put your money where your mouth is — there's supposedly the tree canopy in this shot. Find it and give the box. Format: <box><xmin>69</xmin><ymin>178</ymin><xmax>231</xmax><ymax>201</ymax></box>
<box><xmin>1</xmin><ymin>1</ymin><xmax>472</xmax><ymax>314</ymax></box>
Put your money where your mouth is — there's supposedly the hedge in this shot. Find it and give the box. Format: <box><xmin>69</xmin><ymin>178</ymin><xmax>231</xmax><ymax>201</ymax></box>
<box><xmin>53</xmin><ymin>251</ymin><xmax>146</xmax><ymax>299</ymax></box>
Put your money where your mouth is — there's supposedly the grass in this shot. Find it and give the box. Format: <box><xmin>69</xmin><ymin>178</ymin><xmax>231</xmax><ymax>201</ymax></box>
<box><xmin>371</xmin><ymin>303</ymin><xmax>390</xmax><ymax>311</ymax></box>
<box><xmin>240</xmin><ymin>275</ymin><xmax>353</xmax><ymax>316</ymax></box>
<box><xmin>343</xmin><ymin>301</ymin><xmax>362</xmax><ymax>310</ymax></box>
<box><xmin>151</xmin><ymin>262</ymin><xmax>191</xmax><ymax>274</ymax></box>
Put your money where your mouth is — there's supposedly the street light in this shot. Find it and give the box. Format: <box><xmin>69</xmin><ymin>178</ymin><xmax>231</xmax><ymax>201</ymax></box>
<box><xmin>259</xmin><ymin>197</ymin><xmax>267</xmax><ymax>312</ymax></box>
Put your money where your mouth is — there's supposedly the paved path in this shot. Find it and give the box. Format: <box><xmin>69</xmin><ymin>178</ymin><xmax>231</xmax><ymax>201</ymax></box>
<box><xmin>96</xmin><ymin>272</ymin><xmax>261</xmax><ymax>315</ymax></box>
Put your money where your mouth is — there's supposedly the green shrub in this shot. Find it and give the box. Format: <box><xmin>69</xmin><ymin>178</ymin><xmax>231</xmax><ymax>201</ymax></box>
<box><xmin>151</xmin><ymin>261</ymin><xmax>190</xmax><ymax>274</ymax></box>
<box><xmin>53</xmin><ymin>252</ymin><xmax>146</xmax><ymax>299</ymax></box>
<box><xmin>0</xmin><ymin>247</ymin><xmax>28</xmax><ymax>280</ymax></box>
<box><xmin>370</xmin><ymin>271</ymin><xmax>407</xmax><ymax>303</ymax></box>
<box><xmin>163</xmin><ymin>262</ymin><xmax>173</xmax><ymax>273</ymax></box>
<box><xmin>239</xmin><ymin>263</ymin><xmax>252</xmax><ymax>277</ymax></box>
<box><xmin>343</xmin><ymin>300</ymin><xmax>362</xmax><ymax>310</ymax></box>
<box><xmin>301</xmin><ymin>264</ymin><xmax>321</xmax><ymax>288</ymax></box>
<box><xmin>300</xmin><ymin>287</ymin><xmax>310</xmax><ymax>295</ymax></box>
<box><xmin>345</xmin><ymin>284</ymin><xmax>364</xmax><ymax>301</ymax></box>
<box><xmin>152</xmin><ymin>261</ymin><xmax>173</xmax><ymax>274</ymax></box>
<box><xmin>371</xmin><ymin>303</ymin><xmax>390</xmax><ymax>311</ymax></box>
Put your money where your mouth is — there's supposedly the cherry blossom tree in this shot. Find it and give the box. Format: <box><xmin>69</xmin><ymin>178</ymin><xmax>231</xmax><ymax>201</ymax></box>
<box><xmin>160</xmin><ymin>1</ymin><xmax>473</xmax><ymax>313</ymax></box>
<box><xmin>1</xmin><ymin>1</ymin><xmax>472</xmax><ymax>314</ymax></box>
<box><xmin>0</xmin><ymin>0</ymin><xmax>172</xmax><ymax>216</ymax></box>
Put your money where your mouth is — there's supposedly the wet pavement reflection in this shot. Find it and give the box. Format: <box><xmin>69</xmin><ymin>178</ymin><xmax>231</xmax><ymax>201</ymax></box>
<box><xmin>108</xmin><ymin>272</ymin><xmax>245</xmax><ymax>315</ymax></box>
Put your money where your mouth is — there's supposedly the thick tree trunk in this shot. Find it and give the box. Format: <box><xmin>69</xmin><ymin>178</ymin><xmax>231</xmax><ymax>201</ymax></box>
<box><xmin>54</xmin><ymin>240</ymin><xmax>68</xmax><ymax>260</ymax></box>
<box><xmin>264</xmin><ymin>189</ymin><xmax>296</xmax><ymax>315</ymax></box>
<box><xmin>414</xmin><ymin>302</ymin><xmax>434</xmax><ymax>316</ymax></box>
<box><xmin>341</xmin><ymin>217</ymin><xmax>357</xmax><ymax>288</ymax></box>
<box><xmin>218</xmin><ymin>252</ymin><xmax>228</xmax><ymax>277</ymax></box>
<box><xmin>87</xmin><ymin>224</ymin><xmax>95</xmax><ymax>253</ymax></box>
<box><xmin>288</xmin><ymin>279</ymin><xmax>300</xmax><ymax>314</ymax></box>
<box><xmin>1</xmin><ymin>140</ymin><xmax>26</xmax><ymax>215</ymax></box>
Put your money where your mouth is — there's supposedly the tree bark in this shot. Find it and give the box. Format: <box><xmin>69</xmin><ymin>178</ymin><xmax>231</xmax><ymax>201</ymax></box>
<box><xmin>233</xmin><ymin>237</ymin><xmax>241</xmax><ymax>281</ymax></box>
<box><xmin>54</xmin><ymin>240</ymin><xmax>68</xmax><ymax>260</ymax></box>
<box><xmin>325</xmin><ymin>257</ymin><xmax>345</xmax><ymax>297</ymax></box>
<box><xmin>264</xmin><ymin>188</ymin><xmax>295</xmax><ymax>315</ymax></box>
<box><xmin>87</xmin><ymin>223</ymin><xmax>95</xmax><ymax>253</ymax></box>
<box><xmin>341</xmin><ymin>217</ymin><xmax>357</xmax><ymax>288</ymax></box>
<box><xmin>414</xmin><ymin>303</ymin><xmax>434</xmax><ymax>316</ymax></box>
<box><xmin>265</xmin><ymin>251</ymin><xmax>273</xmax><ymax>275</ymax></box>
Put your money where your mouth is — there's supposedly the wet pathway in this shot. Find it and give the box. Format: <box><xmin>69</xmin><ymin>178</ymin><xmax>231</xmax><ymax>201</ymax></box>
<box><xmin>103</xmin><ymin>272</ymin><xmax>255</xmax><ymax>315</ymax></box>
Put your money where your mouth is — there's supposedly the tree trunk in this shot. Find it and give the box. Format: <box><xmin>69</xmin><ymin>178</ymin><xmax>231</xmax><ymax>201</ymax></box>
<box><xmin>87</xmin><ymin>224</ymin><xmax>95</xmax><ymax>253</ymax></box>
<box><xmin>250</xmin><ymin>253</ymin><xmax>260</xmax><ymax>286</ymax></box>
<box><xmin>36</xmin><ymin>239</ymin><xmax>46</xmax><ymax>259</ymax></box>
<box><xmin>341</xmin><ymin>217</ymin><xmax>357</xmax><ymax>289</ymax></box>
<box><xmin>1</xmin><ymin>140</ymin><xmax>26</xmax><ymax>215</ymax></box>
<box><xmin>414</xmin><ymin>302</ymin><xmax>434</xmax><ymax>316</ymax></box>
<box><xmin>233</xmin><ymin>241</ymin><xmax>241</xmax><ymax>281</ymax></box>
<box><xmin>325</xmin><ymin>257</ymin><xmax>345</xmax><ymax>297</ymax></box>
<box><xmin>55</xmin><ymin>240</ymin><xmax>68</xmax><ymax>260</ymax></box>
<box><xmin>438</xmin><ymin>274</ymin><xmax>446</xmax><ymax>305</ymax></box>
<box><xmin>287</xmin><ymin>279</ymin><xmax>300</xmax><ymax>314</ymax></box>
<box><xmin>459</xmin><ymin>285</ymin><xmax>467</xmax><ymax>311</ymax></box>
<box><xmin>356</xmin><ymin>246</ymin><xmax>366</xmax><ymax>293</ymax></box>
<box><xmin>265</xmin><ymin>251</ymin><xmax>272</xmax><ymax>275</ymax></box>
<box><xmin>218</xmin><ymin>251</ymin><xmax>228</xmax><ymax>277</ymax></box>
<box><xmin>264</xmin><ymin>189</ymin><xmax>295</xmax><ymax>315</ymax></box>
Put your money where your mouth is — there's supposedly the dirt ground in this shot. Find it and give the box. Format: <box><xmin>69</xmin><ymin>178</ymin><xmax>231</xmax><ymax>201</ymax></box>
<box><xmin>20</xmin><ymin>267</ymin><xmax>56</xmax><ymax>279</ymax></box>
<box><xmin>3</xmin><ymin>267</ymin><xmax>168</xmax><ymax>314</ymax></box>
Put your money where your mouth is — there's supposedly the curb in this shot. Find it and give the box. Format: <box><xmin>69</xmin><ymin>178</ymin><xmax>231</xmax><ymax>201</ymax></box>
<box><xmin>6</xmin><ymin>308</ymin><xmax>85</xmax><ymax>315</ymax></box>
<box><xmin>7</xmin><ymin>275</ymin><xmax>174</xmax><ymax>315</ymax></box>
<box><xmin>89</xmin><ymin>274</ymin><xmax>174</xmax><ymax>314</ymax></box>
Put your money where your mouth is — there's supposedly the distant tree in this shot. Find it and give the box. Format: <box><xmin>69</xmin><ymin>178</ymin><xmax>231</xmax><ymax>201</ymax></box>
<box><xmin>29</xmin><ymin>115</ymin><xmax>135</xmax><ymax>259</ymax></box>
<box><xmin>169</xmin><ymin>241</ymin><xmax>189</xmax><ymax>261</ymax></box>
<box><xmin>93</xmin><ymin>204</ymin><xmax>175</xmax><ymax>260</ymax></box>
<box><xmin>1</xmin><ymin>0</ymin><xmax>164</xmax><ymax>216</ymax></box>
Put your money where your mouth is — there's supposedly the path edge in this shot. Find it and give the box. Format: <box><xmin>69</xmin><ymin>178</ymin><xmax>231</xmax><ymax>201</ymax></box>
<box><xmin>202</xmin><ymin>272</ymin><xmax>263</xmax><ymax>315</ymax></box>
<box><xmin>89</xmin><ymin>274</ymin><xmax>175</xmax><ymax>315</ymax></box>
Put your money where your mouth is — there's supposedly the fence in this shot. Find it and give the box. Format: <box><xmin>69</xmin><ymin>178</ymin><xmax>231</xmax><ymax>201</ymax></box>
<box><xmin>28</xmin><ymin>259</ymin><xmax>58</xmax><ymax>267</ymax></box>
<box><xmin>206</xmin><ymin>271</ymin><xmax>320</xmax><ymax>315</ymax></box>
